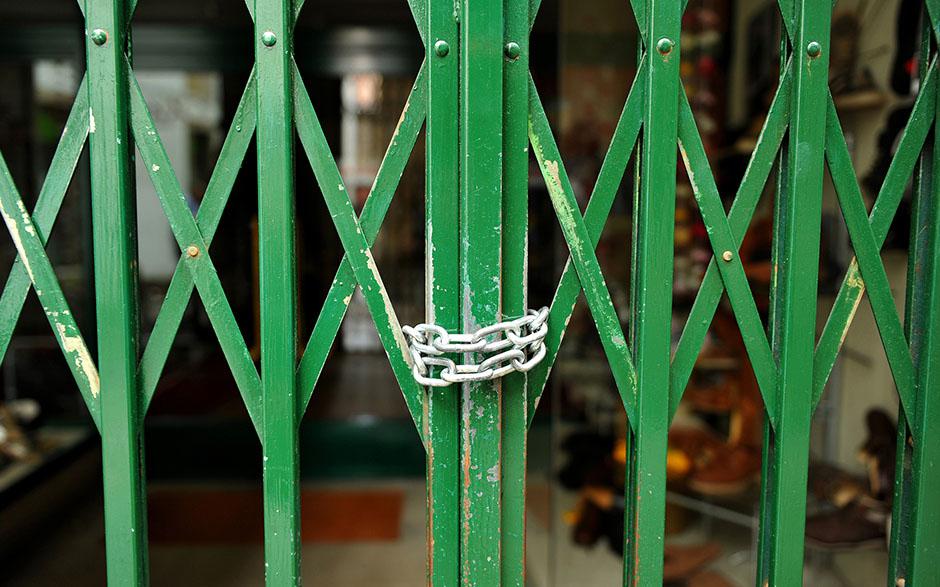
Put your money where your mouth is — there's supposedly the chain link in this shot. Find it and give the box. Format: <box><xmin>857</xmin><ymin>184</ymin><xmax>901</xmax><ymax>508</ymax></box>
<box><xmin>403</xmin><ymin>307</ymin><xmax>550</xmax><ymax>387</ymax></box>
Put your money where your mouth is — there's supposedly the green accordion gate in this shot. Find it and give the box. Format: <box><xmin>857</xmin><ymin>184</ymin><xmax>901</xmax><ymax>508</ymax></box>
<box><xmin>1</xmin><ymin>0</ymin><xmax>940</xmax><ymax>585</ymax></box>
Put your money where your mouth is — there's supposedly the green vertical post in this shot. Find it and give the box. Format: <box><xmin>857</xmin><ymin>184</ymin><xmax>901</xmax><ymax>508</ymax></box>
<box><xmin>85</xmin><ymin>0</ymin><xmax>148</xmax><ymax>583</ymax></box>
<box><xmin>625</xmin><ymin>1</ymin><xmax>680</xmax><ymax>584</ymax></box>
<box><xmin>890</xmin><ymin>17</ymin><xmax>940</xmax><ymax>585</ymax></box>
<box><xmin>757</xmin><ymin>0</ymin><xmax>830</xmax><ymax>584</ymax></box>
<box><xmin>255</xmin><ymin>0</ymin><xmax>300</xmax><ymax>584</ymax></box>
<box><xmin>459</xmin><ymin>0</ymin><xmax>504</xmax><ymax>583</ymax></box>
<box><xmin>501</xmin><ymin>0</ymin><xmax>529</xmax><ymax>584</ymax></box>
<box><xmin>426</xmin><ymin>0</ymin><xmax>460</xmax><ymax>584</ymax></box>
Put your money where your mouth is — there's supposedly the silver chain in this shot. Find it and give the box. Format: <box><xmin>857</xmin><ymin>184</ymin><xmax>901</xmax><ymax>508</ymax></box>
<box><xmin>403</xmin><ymin>307</ymin><xmax>550</xmax><ymax>387</ymax></box>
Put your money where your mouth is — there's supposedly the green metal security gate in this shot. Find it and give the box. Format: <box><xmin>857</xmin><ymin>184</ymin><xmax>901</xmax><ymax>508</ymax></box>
<box><xmin>1</xmin><ymin>0</ymin><xmax>940</xmax><ymax>584</ymax></box>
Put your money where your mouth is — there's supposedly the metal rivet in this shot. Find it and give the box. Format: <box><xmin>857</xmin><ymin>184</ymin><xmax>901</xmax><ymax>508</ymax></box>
<box><xmin>90</xmin><ymin>29</ymin><xmax>108</xmax><ymax>46</ymax></box>
<box><xmin>186</xmin><ymin>245</ymin><xmax>200</xmax><ymax>258</ymax></box>
<box><xmin>806</xmin><ymin>41</ymin><xmax>822</xmax><ymax>58</ymax></box>
<box><xmin>656</xmin><ymin>37</ymin><xmax>674</xmax><ymax>55</ymax></box>
<box><xmin>722</xmin><ymin>250</ymin><xmax>734</xmax><ymax>262</ymax></box>
<box><xmin>504</xmin><ymin>41</ymin><xmax>521</xmax><ymax>60</ymax></box>
<box><xmin>261</xmin><ymin>31</ymin><xmax>277</xmax><ymax>47</ymax></box>
<box><xmin>434</xmin><ymin>40</ymin><xmax>450</xmax><ymax>58</ymax></box>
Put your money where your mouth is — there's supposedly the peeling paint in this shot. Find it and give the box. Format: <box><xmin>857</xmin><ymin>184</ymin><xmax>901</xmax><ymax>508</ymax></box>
<box><xmin>56</xmin><ymin>322</ymin><xmax>100</xmax><ymax>397</ymax></box>
<box><xmin>89</xmin><ymin>108</ymin><xmax>96</xmax><ymax>133</ymax></box>
<box><xmin>0</xmin><ymin>199</ymin><xmax>36</xmax><ymax>285</ymax></box>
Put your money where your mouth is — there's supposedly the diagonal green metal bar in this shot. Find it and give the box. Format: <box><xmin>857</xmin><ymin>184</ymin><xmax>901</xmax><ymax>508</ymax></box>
<box><xmin>528</xmin><ymin>75</ymin><xmax>639</xmax><ymax>425</ymax></box>
<box><xmin>139</xmin><ymin>69</ymin><xmax>261</xmax><ymax>418</ymax></box>
<box><xmin>676</xmin><ymin>92</ymin><xmax>779</xmax><ymax>423</ymax></box>
<box><xmin>823</xmin><ymin>95</ymin><xmax>917</xmax><ymax>419</ymax></box>
<box><xmin>128</xmin><ymin>66</ymin><xmax>263</xmax><ymax>433</ymax></box>
<box><xmin>813</xmin><ymin>60</ymin><xmax>938</xmax><ymax>406</ymax></box>
<box><xmin>296</xmin><ymin>61</ymin><xmax>427</xmax><ymax>413</ymax></box>
<box><xmin>0</xmin><ymin>76</ymin><xmax>90</xmax><ymax>371</ymax></box>
<box><xmin>0</xmin><ymin>151</ymin><xmax>101</xmax><ymax>430</ymax></box>
<box><xmin>926</xmin><ymin>0</ymin><xmax>940</xmax><ymax>41</ymax></box>
<box><xmin>405</xmin><ymin>0</ymin><xmax>427</xmax><ymax>46</ymax></box>
<box><xmin>629</xmin><ymin>0</ymin><xmax>647</xmax><ymax>40</ymax></box>
<box><xmin>293</xmin><ymin>63</ymin><xmax>424</xmax><ymax>433</ymax></box>
<box><xmin>670</xmin><ymin>59</ymin><xmax>792</xmax><ymax>421</ymax></box>
<box><xmin>529</xmin><ymin>0</ymin><xmax>542</xmax><ymax>30</ymax></box>
<box><xmin>525</xmin><ymin>59</ymin><xmax>647</xmax><ymax>425</ymax></box>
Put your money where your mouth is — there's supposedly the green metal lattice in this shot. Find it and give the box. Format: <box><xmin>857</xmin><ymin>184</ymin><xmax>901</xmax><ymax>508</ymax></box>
<box><xmin>0</xmin><ymin>0</ymin><xmax>938</xmax><ymax>585</ymax></box>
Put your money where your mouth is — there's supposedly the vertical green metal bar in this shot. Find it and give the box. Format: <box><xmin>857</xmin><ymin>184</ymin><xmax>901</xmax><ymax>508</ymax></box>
<box><xmin>501</xmin><ymin>0</ymin><xmax>528</xmax><ymax>583</ymax></box>
<box><xmin>890</xmin><ymin>16</ymin><xmax>940</xmax><ymax>585</ymax></box>
<box><xmin>758</xmin><ymin>0</ymin><xmax>830</xmax><ymax>584</ymax></box>
<box><xmin>255</xmin><ymin>1</ymin><xmax>299</xmax><ymax>584</ymax></box>
<box><xmin>624</xmin><ymin>1</ymin><xmax>679</xmax><ymax>584</ymax></box>
<box><xmin>426</xmin><ymin>0</ymin><xmax>460</xmax><ymax>583</ymax></box>
<box><xmin>460</xmin><ymin>0</ymin><xmax>503</xmax><ymax>583</ymax></box>
<box><xmin>756</xmin><ymin>23</ymin><xmax>791</xmax><ymax>584</ymax></box>
<box><xmin>85</xmin><ymin>0</ymin><xmax>148</xmax><ymax>583</ymax></box>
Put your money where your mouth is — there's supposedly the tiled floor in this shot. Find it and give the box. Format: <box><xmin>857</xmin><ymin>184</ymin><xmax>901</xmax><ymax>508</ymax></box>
<box><xmin>5</xmin><ymin>477</ymin><xmax>888</xmax><ymax>586</ymax></box>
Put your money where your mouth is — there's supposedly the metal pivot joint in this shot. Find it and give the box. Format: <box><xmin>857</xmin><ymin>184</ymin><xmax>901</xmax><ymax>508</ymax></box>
<box><xmin>404</xmin><ymin>307</ymin><xmax>549</xmax><ymax>387</ymax></box>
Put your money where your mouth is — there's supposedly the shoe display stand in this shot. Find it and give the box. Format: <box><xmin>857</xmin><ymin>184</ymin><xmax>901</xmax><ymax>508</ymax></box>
<box><xmin>0</xmin><ymin>425</ymin><xmax>95</xmax><ymax>509</ymax></box>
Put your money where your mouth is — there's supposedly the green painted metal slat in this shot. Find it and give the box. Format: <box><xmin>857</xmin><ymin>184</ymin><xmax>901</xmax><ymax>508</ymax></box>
<box><xmin>254</xmin><ymin>0</ymin><xmax>301</xmax><ymax>583</ymax></box>
<box><xmin>6</xmin><ymin>1</ymin><xmax>940</xmax><ymax>584</ymax></box>
<box><xmin>525</xmin><ymin>60</ymin><xmax>646</xmax><ymax>425</ymax></box>
<box><xmin>425</xmin><ymin>0</ymin><xmax>461</xmax><ymax>582</ymax></box>
<box><xmin>670</xmin><ymin>60</ymin><xmax>792</xmax><ymax>420</ymax></box>
<box><xmin>85</xmin><ymin>0</ymin><xmax>150</xmax><ymax>582</ymax></box>
<box><xmin>813</xmin><ymin>61</ymin><xmax>938</xmax><ymax>406</ymax></box>
<box><xmin>889</xmin><ymin>13</ymin><xmax>940</xmax><ymax>585</ymax></box>
<box><xmin>823</xmin><ymin>97</ymin><xmax>917</xmax><ymax>418</ymax></box>
<box><xmin>624</xmin><ymin>1</ymin><xmax>680</xmax><ymax>582</ymax></box>
<box><xmin>528</xmin><ymin>81</ymin><xmax>639</xmax><ymax>423</ymax></box>
<box><xmin>128</xmin><ymin>68</ymin><xmax>264</xmax><ymax>433</ymax></box>
<box><xmin>459</xmin><ymin>0</ymin><xmax>504</xmax><ymax>582</ymax></box>
<box><xmin>676</xmin><ymin>92</ymin><xmax>779</xmax><ymax>422</ymax></box>
<box><xmin>0</xmin><ymin>77</ymin><xmax>90</xmax><ymax>378</ymax></box>
<box><xmin>501</xmin><ymin>0</ymin><xmax>529</xmax><ymax>583</ymax></box>
<box><xmin>293</xmin><ymin>63</ymin><xmax>424</xmax><ymax>433</ymax></box>
<box><xmin>296</xmin><ymin>62</ymin><xmax>428</xmax><ymax>413</ymax></box>
<box><xmin>138</xmin><ymin>69</ymin><xmax>260</xmax><ymax>414</ymax></box>
<box><xmin>757</xmin><ymin>1</ymin><xmax>831</xmax><ymax>584</ymax></box>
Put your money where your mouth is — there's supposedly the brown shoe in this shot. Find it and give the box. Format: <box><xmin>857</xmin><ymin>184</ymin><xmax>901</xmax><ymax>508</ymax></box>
<box><xmin>663</xmin><ymin>542</ymin><xmax>722</xmax><ymax>582</ymax></box>
<box><xmin>687</xmin><ymin>570</ymin><xmax>737</xmax><ymax>587</ymax></box>
<box><xmin>805</xmin><ymin>502</ymin><xmax>887</xmax><ymax>551</ymax></box>
<box><xmin>683</xmin><ymin>379</ymin><xmax>738</xmax><ymax>413</ymax></box>
<box><xmin>808</xmin><ymin>461</ymin><xmax>867</xmax><ymax>508</ymax></box>
<box><xmin>667</xmin><ymin>427</ymin><xmax>726</xmax><ymax>482</ymax></box>
<box><xmin>688</xmin><ymin>444</ymin><xmax>761</xmax><ymax>496</ymax></box>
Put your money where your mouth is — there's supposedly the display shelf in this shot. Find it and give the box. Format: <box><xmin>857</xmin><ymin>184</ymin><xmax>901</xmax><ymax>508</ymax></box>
<box><xmin>0</xmin><ymin>425</ymin><xmax>96</xmax><ymax>508</ymax></box>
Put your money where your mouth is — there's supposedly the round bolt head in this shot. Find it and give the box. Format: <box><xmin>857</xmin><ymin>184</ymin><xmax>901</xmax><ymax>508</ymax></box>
<box><xmin>806</xmin><ymin>41</ymin><xmax>822</xmax><ymax>58</ymax></box>
<box><xmin>656</xmin><ymin>37</ymin><xmax>674</xmax><ymax>55</ymax></box>
<box><xmin>722</xmin><ymin>250</ymin><xmax>734</xmax><ymax>262</ymax></box>
<box><xmin>504</xmin><ymin>41</ymin><xmax>521</xmax><ymax>60</ymax></box>
<box><xmin>186</xmin><ymin>245</ymin><xmax>200</xmax><ymax>258</ymax></box>
<box><xmin>90</xmin><ymin>28</ymin><xmax>108</xmax><ymax>46</ymax></box>
<box><xmin>434</xmin><ymin>40</ymin><xmax>450</xmax><ymax>58</ymax></box>
<box><xmin>261</xmin><ymin>31</ymin><xmax>277</xmax><ymax>47</ymax></box>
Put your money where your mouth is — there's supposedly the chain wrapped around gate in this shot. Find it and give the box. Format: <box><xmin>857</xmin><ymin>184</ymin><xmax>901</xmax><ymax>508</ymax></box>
<box><xmin>403</xmin><ymin>307</ymin><xmax>550</xmax><ymax>387</ymax></box>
